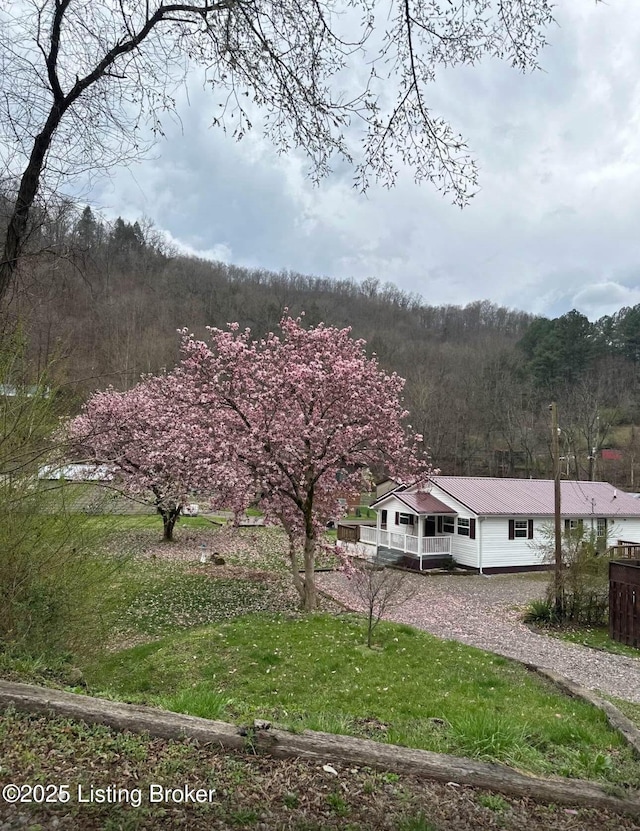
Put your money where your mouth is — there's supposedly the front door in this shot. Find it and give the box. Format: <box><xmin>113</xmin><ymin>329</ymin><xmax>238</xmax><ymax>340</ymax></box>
<box><xmin>424</xmin><ymin>516</ymin><xmax>436</xmax><ymax>537</ymax></box>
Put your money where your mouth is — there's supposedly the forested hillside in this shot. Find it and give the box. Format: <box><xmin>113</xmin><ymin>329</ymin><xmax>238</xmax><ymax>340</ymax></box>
<box><xmin>6</xmin><ymin>203</ymin><xmax>640</xmax><ymax>487</ymax></box>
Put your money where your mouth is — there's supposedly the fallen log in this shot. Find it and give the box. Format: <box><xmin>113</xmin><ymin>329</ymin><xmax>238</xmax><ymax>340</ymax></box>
<box><xmin>0</xmin><ymin>680</ymin><xmax>638</xmax><ymax>816</ymax></box>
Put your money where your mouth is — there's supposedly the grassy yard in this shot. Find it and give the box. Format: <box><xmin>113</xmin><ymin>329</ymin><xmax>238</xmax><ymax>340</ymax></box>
<box><xmin>3</xmin><ymin>523</ymin><xmax>640</xmax><ymax>800</ymax></box>
<box><xmin>87</xmin><ymin>513</ymin><xmax>224</xmax><ymax>533</ymax></box>
<box><xmin>113</xmin><ymin>563</ymin><xmax>299</xmax><ymax>637</ymax></box>
<box><xmin>607</xmin><ymin>697</ymin><xmax>640</xmax><ymax>730</ymax></box>
<box><xmin>89</xmin><ymin>521</ymin><xmax>340</xmax><ymax>574</ymax></box>
<box><xmin>551</xmin><ymin>625</ymin><xmax>640</xmax><ymax>659</ymax></box>
<box><xmin>81</xmin><ymin>610</ymin><xmax>640</xmax><ymax>788</ymax></box>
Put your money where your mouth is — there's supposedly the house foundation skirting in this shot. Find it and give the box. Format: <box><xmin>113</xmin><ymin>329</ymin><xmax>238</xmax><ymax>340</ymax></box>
<box><xmin>476</xmin><ymin>563</ymin><xmax>552</xmax><ymax>575</ymax></box>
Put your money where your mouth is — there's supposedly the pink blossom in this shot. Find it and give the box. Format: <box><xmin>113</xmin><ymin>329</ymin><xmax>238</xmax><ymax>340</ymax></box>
<box><xmin>179</xmin><ymin>313</ymin><xmax>431</xmax><ymax>607</ymax></box>
<box><xmin>66</xmin><ymin>371</ymin><xmax>229</xmax><ymax>540</ymax></box>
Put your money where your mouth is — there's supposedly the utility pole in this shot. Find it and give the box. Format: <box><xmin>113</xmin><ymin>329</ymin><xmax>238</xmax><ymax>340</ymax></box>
<box><xmin>589</xmin><ymin>412</ymin><xmax>600</xmax><ymax>482</ymax></box>
<box><xmin>551</xmin><ymin>402</ymin><xmax>563</xmax><ymax>618</ymax></box>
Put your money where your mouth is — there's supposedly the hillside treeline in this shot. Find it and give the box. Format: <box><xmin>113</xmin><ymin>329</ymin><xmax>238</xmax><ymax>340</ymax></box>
<box><xmin>6</xmin><ymin>202</ymin><xmax>640</xmax><ymax>486</ymax></box>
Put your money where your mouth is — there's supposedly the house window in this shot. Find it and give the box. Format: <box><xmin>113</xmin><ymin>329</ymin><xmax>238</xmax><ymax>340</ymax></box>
<box><xmin>508</xmin><ymin>519</ymin><xmax>534</xmax><ymax>540</ymax></box>
<box><xmin>514</xmin><ymin>520</ymin><xmax>528</xmax><ymax>539</ymax></box>
<box><xmin>381</xmin><ymin>509</ymin><xmax>387</xmax><ymax>529</ymax></box>
<box><xmin>442</xmin><ymin>516</ymin><xmax>455</xmax><ymax>534</ymax></box>
<box><xmin>457</xmin><ymin>518</ymin><xmax>470</xmax><ymax>536</ymax></box>
<box><xmin>564</xmin><ymin>519</ymin><xmax>584</xmax><ymax>534</ymax></box>
<box><xmin>397</xmin><ymin>512</ymin><xmax>414</xmax><ymax>526</ymax></box>
<box><xmin>596</xmin><ymin>517</ymin><xmax>607</xmax><ymax>538</ymax></box>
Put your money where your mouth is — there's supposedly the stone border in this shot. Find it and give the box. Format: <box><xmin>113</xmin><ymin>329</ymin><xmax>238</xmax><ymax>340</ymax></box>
<box><xmin>0</xmin><ymin>680</ymin><xmax>638</xmax><ymax>816</ymax></box>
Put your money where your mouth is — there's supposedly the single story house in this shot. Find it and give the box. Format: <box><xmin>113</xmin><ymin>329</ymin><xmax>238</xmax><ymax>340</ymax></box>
<box><xmin>344</xmin><ymin>476</ymin><xmax>640</xmax><ymax>573</ymax></box>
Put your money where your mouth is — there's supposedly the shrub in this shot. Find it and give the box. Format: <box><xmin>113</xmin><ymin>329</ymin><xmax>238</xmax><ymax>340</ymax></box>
<box><xmin>0</xmin><ymin>333</ymin><xmax>126</xmax><ymax>659</ymax></box>
<box><xmin>523</xmin><ymin>598</ymin><xmax>558</xmax><ymax>624</ymax></box>
<box><xmin>0</xmin><ymin>496</ymin><xmax>126</xmax><ymax>657</ymax></box>
<box><xmin>534</xmin><ymin>523</ymin><xmax>613</xmax><ymax>625</ymax></box>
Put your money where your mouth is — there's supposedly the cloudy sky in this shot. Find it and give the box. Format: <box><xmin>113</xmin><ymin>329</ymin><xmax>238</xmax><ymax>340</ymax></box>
<box><xmin>88</xmin><ymin>0</ymin><xmax>640</xmax><ymax>321</ymax></box>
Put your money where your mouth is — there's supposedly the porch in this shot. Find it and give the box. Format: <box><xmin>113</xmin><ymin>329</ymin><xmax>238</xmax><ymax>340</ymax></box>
<box><xmin>337</xmin><ymin>523</ymin><xmax>452</xmax><ymax>571</ymax></box>
<box><xmin>358</xmin><ymin>525</ymin><xmax>451</xmax><ymax>556</ymax></box>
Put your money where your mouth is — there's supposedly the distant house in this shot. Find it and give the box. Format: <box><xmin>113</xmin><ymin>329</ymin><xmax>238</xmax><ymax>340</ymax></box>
<box><xmin>342</xmin><ymin>476</ymin><xmax>640</xmax><ymax>573</ymax></box>
<box><xmin>0</xmin><ymin>384</ymin><xmax>50</xmax><ymax>398</ymax></box>
<box><xmin>38</xmin><ymin>463</ymin><xmax>114</xmax><ymax>482</ymax></box>
<box><xmin>601</xmin><ymin>449</ymin><xmax>624</xmax><ymax>462</ymax></box>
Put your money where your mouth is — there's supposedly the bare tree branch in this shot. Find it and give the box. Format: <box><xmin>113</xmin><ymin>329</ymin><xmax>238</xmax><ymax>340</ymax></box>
<box><xmin>0</xmin><ymin>0</ymin><xmax>562</xmax><ymax>304</ymax></box>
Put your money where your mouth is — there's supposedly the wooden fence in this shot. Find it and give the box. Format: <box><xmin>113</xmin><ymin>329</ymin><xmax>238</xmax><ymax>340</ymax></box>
<box><xmin>609</xmin><ymin>559</ymin><xmax>640</xmax><ymax>649</ymax></box>
<box><xmin>337</xmin><ymin>524</ymin><xmax>360</xmax><ymax>544</ymax></box>
<box><xmin>608</xmin><ymin>542</ymin><xmax>640</xmax><ymax>559</ymax></box>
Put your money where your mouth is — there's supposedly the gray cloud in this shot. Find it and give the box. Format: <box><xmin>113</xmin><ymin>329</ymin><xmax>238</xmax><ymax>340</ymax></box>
<box><xmin>87</xmin><ymin>0</ymin><xmax>640</xmax><ymax>322</ymax></box>
<box><xmin>572</xmin><ymin>282</ymin><xmax>640</xmax><ymax>319</ymax></box>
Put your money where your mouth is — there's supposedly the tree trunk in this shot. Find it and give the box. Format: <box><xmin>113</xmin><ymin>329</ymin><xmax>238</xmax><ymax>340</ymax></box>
<box><xmin>160</xmin><ymin>508</ymin><xmax>179</xmax><ymax>541</ymax></box>
<box><xmin>367</xmin><ymin>606</ymin><xmax>374</xmax><ymax>648</ymax></box>
<box><xmin>281</xmin><ymin>518</ymin><xmax>306</xmax><ymax>606</ymax></box>
<box><xmin>0</xmin><ymin>1</ymin><xmax>168</xmax><ymax>307</ymax></box>
<box><xmin>302</xmin><ymin>534</ymin><xmax>317</xmax><ymax>611</ymax></box>
<box><xmin>0</xmin><ymin>111</ymin><xmax>63</xmax><ymax>306</ymax></box>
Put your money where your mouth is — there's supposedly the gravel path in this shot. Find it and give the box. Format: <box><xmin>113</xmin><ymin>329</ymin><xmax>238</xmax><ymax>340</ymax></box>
<box><xmin>316</xmin><ymin>571</ymin><xmax>640</xmax><ymax>704</ymax></box>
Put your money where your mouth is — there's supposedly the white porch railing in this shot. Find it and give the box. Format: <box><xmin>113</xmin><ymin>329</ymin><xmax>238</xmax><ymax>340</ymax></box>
<box><xmin>358</xmin><ymin>525</ymin><xmax>451</xmax><ymax>557</ymax></box>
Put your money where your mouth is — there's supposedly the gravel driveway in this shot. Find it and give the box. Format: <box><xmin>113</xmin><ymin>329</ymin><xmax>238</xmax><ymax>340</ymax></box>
<box><xmin>316</xmin><ymin>571</ymin><xmax>640</xmax><ymax>704</ymax></box>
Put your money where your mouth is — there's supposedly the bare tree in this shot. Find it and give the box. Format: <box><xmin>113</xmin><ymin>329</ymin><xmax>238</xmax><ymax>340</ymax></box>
<box><xmin>351</xmin><ymin>557</ymin><xmax>416</xmax><ymax>648</ymax></box>
<box><xmin>558</xmin><ymin>375</ymin><xmax>631</xmax><ymax>481</ymax></box>
<box><xmin>0</xmin><ymin>0</ymin><xmax>558</xmax><ymax>303</ymax></box>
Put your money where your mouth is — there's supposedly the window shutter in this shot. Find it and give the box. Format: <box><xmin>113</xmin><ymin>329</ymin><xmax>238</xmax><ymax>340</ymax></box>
<box><xmin>528</xmin><ymin>519</ymin><xmax>534</xmax><ymax>539</ymax></box>
<box><xmin>469</xmin><ymin>518</ymin><xmax>476</xmax><ymax>540</ymax></box>
<box><xmin>508</xmin><ymin>519</ymin><xmax>515</xmax><ymax>540</ymax></box>
<box><xmin>437</xmin><ymin>516</ymin><xmax>443</xmax><ymax>534</ymax></box>
<box><xmin>395</xmin><ymin>512</ymin><xmax>399</xmax><ymax>525</ymax></box>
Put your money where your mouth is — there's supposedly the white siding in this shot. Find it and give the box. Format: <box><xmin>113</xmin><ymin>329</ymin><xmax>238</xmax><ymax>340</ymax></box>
<box><xmin>375</xmin><ymin>485</ymin><xmax>640</xmax><ymax>569</ymax></box>
<box><xmin>479</xmin><ymin>516</ymin><xmax>640</xmax><ymax>570</ymax></box>
<box><xmin>479</xmin><ymin>518</ymin><xmax>546</xmax><ymax>569</ymax></box>
<box><xmin>377</xmin><ymin>496</ymin><xmax>419</xmax><ymax>534</ymax></box>
<box><xmin>448</xmin><ymin>513</ymin><xmax>477</xmax><ymax>567</ymax></box>
<box><xmin>428</xmin><ymin>485</ymin><xmax>478</xmax><ymax>567</ymax></box>
<box><xmin>607</xmin><ymin>518</ymin><xmax>640</xmax><ymax>544</ymax></box>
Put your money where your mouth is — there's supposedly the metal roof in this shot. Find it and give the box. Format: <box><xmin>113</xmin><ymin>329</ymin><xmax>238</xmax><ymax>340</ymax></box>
<box><xmin>431</xmin><ymin>476</ymin><xmax>640</xmax><ymax>518</ymax></box>
<box><xmin>392</xmin><ymin>491</ymin><xmax>456</xmax><ymax>515</ymax></box>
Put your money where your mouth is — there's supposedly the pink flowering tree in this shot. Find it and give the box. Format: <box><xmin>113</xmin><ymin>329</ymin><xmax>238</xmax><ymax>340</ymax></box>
<box><xmin>67</xmin><ymin>371</ymin><xmax>220</xmax><ymax>541</ymax></box>
<box><xmin>180</xmin><ymin>314</ymin><xmax>430</xmax><ymax>609</ymax></box>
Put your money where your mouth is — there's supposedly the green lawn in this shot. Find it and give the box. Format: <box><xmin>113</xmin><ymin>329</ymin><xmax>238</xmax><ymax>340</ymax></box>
<box><xmin>81</xmin><ymin>527</ymin><xmax>336</xmax><ymax>643</ymax></box>
<box><xmin>87</xmin><ymin>514</ymin><xmax>222</xmax><ymax>532</ymax></box>
<box><xmin>3</xmin><ymin>520</ymin><xmax>639</xmax><ymax>793</ymax></box>
<box><xmin>114</xmin><ymin>564</ymin><xmax>299</xmax><ymax>637</ymax></box>
<box><xmin>346</xmin><ymin>506</ymin><xmax>376</xmax><ymax>520</ymax></box>
<box><xmin>607</xmin><ymin>698</ymin><xmax>640</xmax><ymax>730</ymax></box>
<box><xmin>2</xmin><ymin>711</ymin><xmax>633</xmax><ymax>831</ymax></box>
<box><xmin>560</xmin><ymin>626</ymin><xmax>640</xmax><ymax>658</ymax></box>
<box><xmin>83</xmin><ymin>612</ymin><xmax>640</xmax><ymax>788</ymax></box>
<box><xmin>540</xmin><ymin>624</ymin><xmax>640</xmax><ymax>660</ymax></box>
